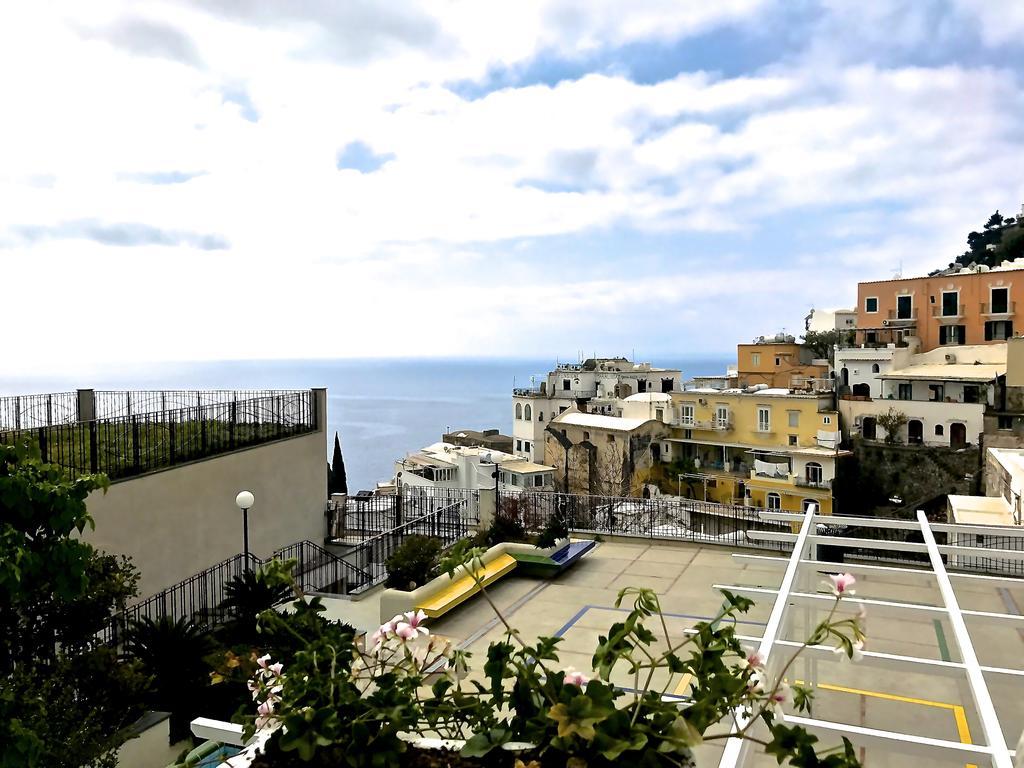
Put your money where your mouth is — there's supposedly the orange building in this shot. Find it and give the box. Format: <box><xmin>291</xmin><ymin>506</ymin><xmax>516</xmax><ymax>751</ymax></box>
<box><xmin>856</xmin><ymin>265</ymin><xmax>1022</xmax><ymax>352</ymax></box>
<box><xmin>736</xmin><ymin>338</ymin><xmax>829</xmax><ymax>389</ymax></box>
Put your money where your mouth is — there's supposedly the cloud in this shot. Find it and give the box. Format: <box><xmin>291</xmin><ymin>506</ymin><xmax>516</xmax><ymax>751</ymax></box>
<box><xmin>13</xmin><ymin>220</ymin><xmax>229</xmax><ymax>250</ymax></box>
<box><xmin>81</xmin><ymin>16</ymin><xmax>203</xmax><ymax>67</ymax></box>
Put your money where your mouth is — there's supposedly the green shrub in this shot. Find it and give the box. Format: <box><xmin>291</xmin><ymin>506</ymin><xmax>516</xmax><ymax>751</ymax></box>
<box><xmin>385</xmin><ymin>535</ymin><xmax>443</xmax><ymax>590</ymax></box>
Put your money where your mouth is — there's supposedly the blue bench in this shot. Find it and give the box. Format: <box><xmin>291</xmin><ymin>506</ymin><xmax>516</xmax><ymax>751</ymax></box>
<box><xmin>510</xmin><ymin>539</ymin><xmax>596</xmax><ymax>577</ymax></box>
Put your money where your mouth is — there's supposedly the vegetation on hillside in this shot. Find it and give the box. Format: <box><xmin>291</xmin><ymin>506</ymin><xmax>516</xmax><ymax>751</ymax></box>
<box><xmin>934</xmin><ymin>208</ymin><xmax>1024</xmax><ymax>273</ymax></box>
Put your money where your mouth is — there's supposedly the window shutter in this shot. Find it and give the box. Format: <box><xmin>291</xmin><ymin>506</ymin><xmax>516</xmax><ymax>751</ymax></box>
<box><xmin>985</xmin><ymin>322</ymin><xmax>993</xmax><ymax>341</ymax></box>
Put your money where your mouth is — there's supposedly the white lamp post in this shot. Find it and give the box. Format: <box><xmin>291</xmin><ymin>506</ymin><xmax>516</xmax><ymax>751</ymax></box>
<box><xmin>235</xmin><ymin>490</ymin><xmax>254</xmax><ymax>564</ymax></box>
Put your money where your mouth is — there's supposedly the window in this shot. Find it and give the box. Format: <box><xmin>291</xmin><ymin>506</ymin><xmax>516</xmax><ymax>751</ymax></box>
<box><xmin>963</xmin><ymin>386</ymin><xmax>979</xmax><ymax>404</ymax></box>
<box><xmin>802</xmin><ymin>499</ymin><xmax>818</xmax><ymax>512</ymax></box>
<box><xmin>766</xmin><ymin>492</ymin><xmax>781</xmax><ymax>510</ymax></box>
<box><xmin>823</xmin><ymin>416</ymin><xmax>832</xmax><ymax>425</ymax></box>
<box><xmin>583</xmin><ymin>431</ymin><xmax>590</xmax><ymax>441</ymax></box>
<box><xmin>680</xmin><ymin>404</ymin><xmax>695</xmax><ymax>426</ymax></box>
<box><xmin>871</xmin><ymin>363</ymin><xmax>880</xmax><ymax>373</ymax></box>
<box><xmin>999</xmin><ymin>415</ymin><xmax>1013</xmax><ymax>430</ymax></box>
<box><xmin>941</xmin><ymin>291</ymin><xmax>959</xmax><ymax>317</ymax></box>
<box><xmin>935</xmin><ymin>424</ymin><xmax>944</xmax><ymax>437</ymax></box>
<box><xmin>515</xmin><ymin>403</ymin><xmax>522</xmax><ymax>419</ymax></box>
<box><xmin>757</xmin><ymin>407</ymin><xmax>771</xmax><ymax>432</ymax></box>
<box><xmin>896</xmin><ymin>294</ymin><xmax>912</xmax><ymax>319</ymax></box>
<box><xmin>985</xmin><ymin>320</ymin><xmax>1013</xmax><ymax>340</ymax></box>
<box><xmin>559</xmin><ymin>406</ymin><xmax>568</xmax><ymax>414</ymax></box>
<box><xmin>991</xmin><ymin>287</ymin><xmax>1009</xmax><ymax>314</ymax></box>
<box><xmin>751</xmin><ymin>352</ymin><xmax>761</xmax><ymax>367</ymax></box>
<box><xmin>524</xmin><ymin>404</ymin><xmax>532</xmax><ymax>420</ymax></box>
<box><xmin>562</xmin><ymin>379</ymin><xmax>571</xmax><ymax>390</ymax></box>
<box><xmin>928</xmin><ymin>384</ymin><xmax>944</xmax><ymax>402</ymax></box>
<box><xmin>775</xmin><ymin>357</ymin><xmax>781</xmax><ymax>366</ymax></box>
<box><xmin>865</xmin><ymin>297</ymin><xmax>878</xmax><ymax>313</ymax></box>
<box><xmin>516</xmin><ymin>439</ymin><xmax>522</xmax><ymax>450</ymax></box>
<box><xmin>788</xmin><ymin>411</ymin><xmax>799</xmax><ymax>428</ymax></box>
<box><xmin>788</xmin><ymin>435</ymin><xmax>798</xmax><ymax>446</ymax></box>
<box><xmin>865</xmin><ymin>331</ymin><xmax>877</xmax><ymax>344</ymax></box>
<box><xmin>716</xmin><ymin>405</ymin><xmax>729</xmax><ymax>428</ymax></box>
<box><xmin>534</xmin><ymin>475</ymin><xmax>544</xmax><ymax>487</ymax></box>
<box><xmin>539</xmin><ymin>411</ymin><xmax>544</xmax><ymax>421</ymax></box>
<box><xmin>939</xmin><ymin>324</ymin><xmax>965</xmax><ymax>345</ymax></box>
<box><xmin>655</xmin><ymin>408</ymin><xmax>664</xmax><ymax>421</ymax></box>
<box><xmin>898</xmin><ymin>383</ymin><xmax>912</xmax><ymax>400</ymax></box>
<box><xmin>524</xmin><ymin>441</ymin><xmax>531</xmax><ymax>452</ymax></box>
<box><xmin>607</xmin><ymin>434</ymin><xmax>615</xmax><ymax>443</ymax></box>
<box><xmin>684</xmin><ymin>429</ymin><xmax>692</xmax><ymax>439</ymax></box>
<box><xmin>806</xmin><ymin>462</ymin><xmax>823</xmax><ymax>484</ymax></box>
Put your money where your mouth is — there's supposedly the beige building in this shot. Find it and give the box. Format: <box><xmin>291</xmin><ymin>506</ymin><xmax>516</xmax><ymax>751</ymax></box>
<box><xmin>544</xmin><ymin>408</ymin><xmax>669</xmax><ymax>496</ymax></box>
<box><xmin>83</xmin><ymin>389</ymin><xmax>329</xmax><ymax>597</ymax></box>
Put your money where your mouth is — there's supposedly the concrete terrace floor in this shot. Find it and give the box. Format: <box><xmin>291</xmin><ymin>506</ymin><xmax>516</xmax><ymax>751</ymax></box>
<box><xmin>325</xmin><ymin>539</ymin><xmax>1024</xmax><ymax>767</ymax></box>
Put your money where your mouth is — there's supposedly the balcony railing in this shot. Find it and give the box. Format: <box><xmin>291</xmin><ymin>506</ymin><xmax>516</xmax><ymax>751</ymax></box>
<box><xmin>513</xmin><ymin>387</ymin><xmax>543</xmax><ymax>397</ymax></box>
<box><xmin>981</xmin><ymin>301</ymin><xmax>1016</xmax><ymax>316</ymax></box>
<box><xmin>795</xmin><ymin>477</ymin><xmax>833</xmax><ymax>490</ymax></box>
<box><xmin>886</xmin><ymin>308</ymin><xmax>918</xmax><ymax>322</ymax></box>
<box><xmin>931</xmin><ymin>306</ymin><xmax>963</xmax><ymax>320</ymax></box>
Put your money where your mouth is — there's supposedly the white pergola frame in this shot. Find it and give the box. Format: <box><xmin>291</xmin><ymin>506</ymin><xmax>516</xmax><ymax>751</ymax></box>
<box><xmin>716</xmin><ymin>505</ymin><xmax>1024</xmax><ymax>768</ymax></box>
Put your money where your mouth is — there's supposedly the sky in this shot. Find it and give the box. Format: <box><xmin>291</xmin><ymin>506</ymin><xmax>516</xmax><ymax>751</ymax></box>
<box><xmin>2</xmin><ymin>1</ymin><xmax>1024</xmax><ymax>372</ymax></box>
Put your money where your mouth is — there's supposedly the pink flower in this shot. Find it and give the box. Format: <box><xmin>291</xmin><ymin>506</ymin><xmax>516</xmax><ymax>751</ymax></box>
<box><xmin>739</xmin><ymin>647</ymin><xmax>764</xmax><ymax>670</ymax></box>
<box><xmin>395</xmin><ymin>610</ymin><xmax>429</xmax><ymax>642</ymax></box>
<box><xmin>256</xmin><ymin>654</ymin><xmax>271</xmax><ymax>669</ymax></box>
<box><xmin>255</xmin><ymin>698</ymin><xmax>276</xmax><ymax>729</ymax></box>
<box><xmin>403</xmin><ymin>609</ymin><xmax>428</xmax><ymax>629</ymax></box>
<box><xmin>269</xmin><ymin>662</ymin><xmax>283</xmax><ymax>676</ymax></box>
<box><xmin>394</xmin><ymin>622</ymin><xmax>420</xmax><ymax>641</ymax></box>
<box><xmin>768</xmin><ymin>682</ymin><xmax>791</xmax><ymax>709</ymax></box>
<box><xmin>826</xmin><ymin>573</ymin><xmax>856</xmax><ymax>597</ymax></box>
<box><xmin>562</xmin><ymin>667</ymin><xmax>590</xmax><ymax>687</ymax></box>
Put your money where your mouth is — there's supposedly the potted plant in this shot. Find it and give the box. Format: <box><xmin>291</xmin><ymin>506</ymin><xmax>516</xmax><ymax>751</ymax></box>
<box><xmin>222</xmin><ymin>549</ymin><xmax>866</xmax><ymax>767</ymax></box>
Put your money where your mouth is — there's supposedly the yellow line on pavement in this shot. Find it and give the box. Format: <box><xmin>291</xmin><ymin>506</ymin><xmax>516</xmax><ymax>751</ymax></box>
<box><xmin>672</xmin><ymin>672</ymin><xmax>693</xmax><ymax>696</ymax></box>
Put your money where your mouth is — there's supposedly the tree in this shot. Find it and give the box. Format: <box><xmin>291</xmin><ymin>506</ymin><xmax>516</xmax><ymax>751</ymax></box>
<box><xmin>985</xmin><ymin>210</ymin><xmax>1004</xmax><ymax>230</ymax></box>
<box><xmin>800</xmin><ymin>329</ymin><xmax>853</xmax><ymax>365</ymax></box>
<box><xmin>876</xmin><ymin>407</ymin><xmax>909</xmax><ymax>445</ymax></box>
<box><xmin>0</xmin><ymin>441</ymin><xmax>148</xmax><ymax>768</ymax></box>
<box><xmin>329</xmin><ymin>432</ymin><xmax>348</xmax><ymax>496</ymax></box>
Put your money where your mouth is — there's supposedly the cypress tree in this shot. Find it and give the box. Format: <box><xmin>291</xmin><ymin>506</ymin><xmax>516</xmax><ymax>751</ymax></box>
<box><xmin>330</xmin><ymin>432</ymin><xmax>348</xmax><ymax>495</ymax></box>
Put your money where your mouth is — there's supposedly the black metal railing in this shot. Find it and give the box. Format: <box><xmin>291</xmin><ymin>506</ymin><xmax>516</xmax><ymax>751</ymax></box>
<box><xmin>0</xmin><ymin>390</ymin><xmax>318</xmax><ymax>481</ymax></box>
<box><xmin>93</xmin><ymin>389</ymin><xmax>305</xmax><ymax>419</ymax></box>
<box><xmin>327</xmin><ymin>487</ymin><xmax>480</xmax><ymax>541</ymax></box>
<box><xmin>98</xmin><ymin>538</ymin><xmax>369</xmax><ymax>646</ymax></box>
<box><xmin>507</xmin><ymin>492</ymin><xmax>794</xmax><ymax>552</ymax></box>
<box><xmin>342</xmin><ymin>500</ymin><xmax>472</xmax><ymax>591</ymax></box>
<box><xmin>0</xmin><ymin>391</ymin><xmax>78</xmax><ymax>430</ymax></box>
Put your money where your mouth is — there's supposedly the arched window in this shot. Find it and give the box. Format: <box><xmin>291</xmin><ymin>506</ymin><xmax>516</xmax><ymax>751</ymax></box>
<box><xmin>871</xmin><ymin>363</ymin><xmax>880</xmax><ymax>373</ymax></box>
<box><xmin>806</xmin><ymin>462</ymin><xmax>823</xmax><ymax>484</ymax></box>
<box><xmin>935</xmin><ymin>424</ymin><xmax>944</xmax><ymax>436</ymax></box>
<box><xmin>766</xmin><ymin>492</ymin><xmax>781</xmax><ymax>510</ymax></box>
<box><xmin>524</xmin><ymin>404</ymin><xmax>532</xmax><ymax>420</ymax></box>
<box><xmin>515</xmin><ymin>403</ymin><xmax>522</xmax><ymax>420</ymax></box>
<box><xmin>539</xmin><ymin>412</ymin><xmax>544</xmax><ymax>421</ymax></box>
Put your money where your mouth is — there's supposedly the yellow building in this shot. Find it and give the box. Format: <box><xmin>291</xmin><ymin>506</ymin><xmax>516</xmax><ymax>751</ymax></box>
<box><xmin>667</xmin><ymin>387</ymin><xmax>848</xmax><ymax>514</ymax></box>
<box><xmin>736</xmin><ymin>339</ymin><xmax>830</xmax><ymax>390</ymax></box>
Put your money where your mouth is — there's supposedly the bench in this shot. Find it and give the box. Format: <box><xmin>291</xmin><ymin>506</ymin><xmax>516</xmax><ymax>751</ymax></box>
<box><xmin>510</xmin><ymin>539</ymin><xmax>596</xmax><ymax>577</ymax></box>
<box><xmin>415</xmin><ymin>552</ymin><xmax>518</xmax><ymax>619</ymax></box>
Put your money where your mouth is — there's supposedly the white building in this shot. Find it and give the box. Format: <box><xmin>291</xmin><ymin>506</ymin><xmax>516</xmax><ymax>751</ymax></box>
<box><xmin>394</xmin><ymin>442</ymin><xmax>555</xmax><ymax>493</ymax></box>
<box><xmin>839</xmin><ymin>343</ymin><xmax>1006</xmax><ymax>448</ymax></box>
<box><xmin>947</xmin><ymin>447</ymin><xmax>1024</xmax><ymax>572</ymax></box>
<box><xmin>807</xmin><ymin>307</ymin><xmax>857</xmax><ymax>333</ymax></box>
<box><xmin>512</xmin><ymin>357</ymin><xmax>682</xmax><ymax>463</ymax></box>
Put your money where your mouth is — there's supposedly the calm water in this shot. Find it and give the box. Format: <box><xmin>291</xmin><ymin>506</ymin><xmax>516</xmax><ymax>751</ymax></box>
<box><xmin>0</xmin><ymin>356</ymin><xmax>732</xmax><ymax>491</ymax></box>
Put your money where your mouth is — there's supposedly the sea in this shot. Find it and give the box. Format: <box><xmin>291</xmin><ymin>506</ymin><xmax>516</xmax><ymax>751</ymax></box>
<box><xmin>0</xmin><ymin>356</ymin><xmax>732</xmax><ymax>492</ymax></box>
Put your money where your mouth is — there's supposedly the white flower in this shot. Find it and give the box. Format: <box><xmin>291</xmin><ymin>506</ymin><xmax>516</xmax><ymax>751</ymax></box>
<box><xmin>562</xmin><ymin>667</ymin><xmax>590</xmax><ymax>687</ymax></box>
<box><xmin>255</xmin><ymin>654</ymin><xmax>271</xmax><ymax>669</ymax></box>
<box><xmin>738</xmin><ymin>646</ymin><xmax>764</xmax><ymax>670</ymax></box>
<box><xmin>825</xmin><ymin>573</ymin><xmax>856</xmax><ymax>597</ymax></box>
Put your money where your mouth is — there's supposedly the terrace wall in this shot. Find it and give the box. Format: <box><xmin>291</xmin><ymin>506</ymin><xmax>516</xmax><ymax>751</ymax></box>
<box><xmin>83</xmin><ymin>389</ymin><xmax>328</xmax><ymax>596</ymax></box>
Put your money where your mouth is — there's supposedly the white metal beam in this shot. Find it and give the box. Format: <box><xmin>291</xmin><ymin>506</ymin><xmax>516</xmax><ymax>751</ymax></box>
<box><xmin>190</xmin><ymin>717</ymin><xmax>246</xmax><ymax>746</ymax></box>
<box><xmin>917</xmin><ymin>510</ymin><xmax>1014</xmax><ymax>768</ymax></box>
<box><xmin>717</xmin><ymin>505</ymin><xmax>818</xmax><ymax>768</ymax></box>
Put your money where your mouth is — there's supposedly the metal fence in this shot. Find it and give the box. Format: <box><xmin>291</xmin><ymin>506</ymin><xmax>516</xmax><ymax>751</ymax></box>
<box><xmin>93</xmin><ymin>389</ymin><xmax>307</xmax><ymax>420</ymax></box>
<box><xmin>98</xmin><ymin>538</ymin><xmax>369</xmax><ymax>646</ymax></box>
<box><xmin>505</xmin><ymin>491</ymin><xmax>795</xmax><ymax>553</ymax></box>
<box><xmin>327</xmin><ymin>487</ymin><xmax>480</xmax><ymax>541</ymax></box>
<box><xmin>0</xmin><ymin>390</ymin><xmax>318</xmax><ymax>481</ymax></box>
<box><xmin>340</xmin><ymin>499</ymin><xmax>474</xmax><ymax>590</ymax></box>
<box><xmin>0</xmin><ymin>391</ymin><xmax>78</xmax><ymax>430</ymax></box>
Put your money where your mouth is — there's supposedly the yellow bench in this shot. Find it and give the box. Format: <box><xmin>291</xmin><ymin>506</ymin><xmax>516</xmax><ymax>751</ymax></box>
<box><xmin>416</xmin><ymin>553</ymin><xmax>517</xmax><ymax>619</ymax></box>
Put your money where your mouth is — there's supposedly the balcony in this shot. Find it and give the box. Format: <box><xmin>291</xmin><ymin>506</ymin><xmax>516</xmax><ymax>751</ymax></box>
<box><xmin>713</xmin><ymin>418</ymin><xmax>733</xmax><ymax>431</ymax></box>
<box><xmin>931</xmin><ymin>306</ymin><xmax>964</xmax><ymax>322</ymax></box>
<box><xmin>513</xmin><ymin>387</ymin><xmax>543</xmax><ymax>397</ymax></box>
<box><xmin>795</xmin><ymin>477</ymin><xmax>833</xmax><ymax>490</ymax></box>
<box><xmin>980</xmin><ymin>301</ymin><xmax>1016</xmax><ymax>317</ymax></box>
<box><xmin>886</xmin><ymin>308</ymin><xmax>918</xmax><ymax>326</ymax></box>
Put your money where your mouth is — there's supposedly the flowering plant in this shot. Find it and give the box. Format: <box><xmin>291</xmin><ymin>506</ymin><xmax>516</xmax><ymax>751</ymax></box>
<box><xmin>235</xmin><ymin>551</ymin><xmax>866</xmax><ymax>767</ymax></box>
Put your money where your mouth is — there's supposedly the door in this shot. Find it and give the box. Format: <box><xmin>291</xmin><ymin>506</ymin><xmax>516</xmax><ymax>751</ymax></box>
<box><xmin>950</xmin><ymin>422</ymin><xmax>967</xmax><ymax>449</ymax></box>
<box><xmin>908</xmin><ymin>419</ymin><xmax>923</xmax><ymax>445</ymax></box>
<box><xmin>861</xmin><ymin>417</ymin><xmax>876</xmax><ymax>440</ymax></box>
